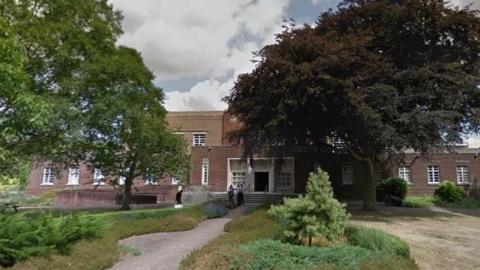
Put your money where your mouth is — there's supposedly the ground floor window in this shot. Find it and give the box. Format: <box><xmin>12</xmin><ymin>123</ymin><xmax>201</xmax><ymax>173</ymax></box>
<box><xmin>231</xmin><ymin>171</ymin><xmax>246</xmax><ymax>188</ymax></box>
<box><xmin>427</xmin><ymin>166</ymin><xmax>440</xmax><ymax>184</ymax></box>
<box><xmin>202</xmin><ymin>158</ymin><xmax>209</xmax><ymax>185</ymax></box>
<box><xmin>67</xmin><ymin>167</ymin><xmax>79</xmax><ymax>185</ymax></box>
<box><xmin>456</xmin><ymin>165</ymin><xmax>469</xmax><ymax>184</ymax></box>
<box><xmin>93</xmin><ymin>169</ymin><xmax>105</xmax><ymax>185</ymax></box>
<box><xmin>342</xmin><ymin>165</ymin><xmax>354</xmax><ymax>185</ymax></box>
<box><xmin>275</xmin><ymin>172</ymin><xmax>292</xmax><ymax>189</ymax></box>
<box><xmin>398</xmin><ymin>166</ymin><xmax>411</xmax><ymax>183</ymax></box>
<box><xmin>42</xmin><ymin>167</ymin><xmax>55</xmax><ymax>185</ymax></box>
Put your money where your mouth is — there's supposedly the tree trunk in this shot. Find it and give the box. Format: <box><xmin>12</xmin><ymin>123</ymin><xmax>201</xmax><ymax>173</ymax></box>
<box><xmin>121</xmin><ymin>158</ymin><xmax>137</xmax><ymax>211</ymax></box>
<box><xmin>363</xmin><ymin>158</ymin><xmax>377</xmax><ymax>211</ymax></box>
<box><xmin>121</xmin><ymin>177</ymin><xmax>132</xmax><ymax>211</ymax></box>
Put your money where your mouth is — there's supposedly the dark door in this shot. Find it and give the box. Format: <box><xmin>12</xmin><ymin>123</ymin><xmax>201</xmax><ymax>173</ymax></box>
<box><xmin>254</xmin><ymin>172</ymin><xmax>269</xmax><ymax>192</ymax></box>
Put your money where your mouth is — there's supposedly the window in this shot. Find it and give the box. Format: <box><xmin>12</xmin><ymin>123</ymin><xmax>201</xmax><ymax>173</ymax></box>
<box><xmin>42</xmin><ymin>167</ymin><xmax>55</xmax><ymax>185</ymax></box>
<box><xmin>398</xmin><ymin>166</ymin><xmax>411</xmax><ymax>183</ymax></box>
<box><xmin>193</xmin><ymin>133</ymin><xmax>206</xmax><ymax>146</ymax></box>
<box><xmin>427</xmin><ymin>166</ymin><xmax>440</xmax><ymax>184</ymax></box>
<box><xmin>145</xmin><ymin>174</ymin><xmax>157</xmax><ymax>185</ymax></box>
<box><xmin>456</xmin><ymin>165</ymin><xmax>470</xmax><ymax>185</ymax></box>
<box><xmin>118</xmin><ymin>176</ymin><xmax>126</xmax><ymax>186</ymax></box>
<box><xmin>332</xmin><ymin>136</ymin><xmax>346</xmax><ymax>148</ymax></box>
<box><xmin>275</xmin><ymin>172</ymin><xmax>292</xmax><ymax>189</ymax></box>
<box><xmin>67</xmin><ymin>168</ymin><xmax>80</xmax><ymax>185</ymax></box>
<box><xmin>231</xmin><ymin>172</ymin><xmax>246</xmax><ymax>188</ymax></box>
<box><xmin>93</xmin><ymin>169</ymin><xmax>105</xmax><ymax>185</ymax></box>
<box><xmin>201</xmin><ymin>158</ymin><xmax>209</xmax><ymax>185</ymax></box>
<box><xmin>342</xmin><ymin>165</ymin><xmax>354</xmax><ymax>185</ymax></box>
<box><xmin>171</xmin><ymin>177</ymin><xmax>180</xmax><ymax>185</ymax></box>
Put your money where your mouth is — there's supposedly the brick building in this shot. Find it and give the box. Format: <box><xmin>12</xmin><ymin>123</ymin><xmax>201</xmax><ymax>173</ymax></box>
<box><xmin>26</xmin><ymin>111</ymin><xmax>480</xmax><ymax>203</ymax></box>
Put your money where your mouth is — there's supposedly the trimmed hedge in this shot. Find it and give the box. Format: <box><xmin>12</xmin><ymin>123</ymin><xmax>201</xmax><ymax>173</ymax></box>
<box><xmin>378</xmin><ymin>178</ymin><xmax>409</xmax><ymax>206</ymax></box>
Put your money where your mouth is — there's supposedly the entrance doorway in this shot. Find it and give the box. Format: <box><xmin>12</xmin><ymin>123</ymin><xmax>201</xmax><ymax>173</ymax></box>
<box><xmin>254</xmin><ymin>172</ymin><xmax>269</xmax><ymax>192</ymax></box>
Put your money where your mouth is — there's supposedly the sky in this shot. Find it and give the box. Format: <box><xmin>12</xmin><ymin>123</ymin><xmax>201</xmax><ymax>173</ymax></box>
<box><xmin>109</xmin><ymin>0</ymin><xmax>480</xmax><ymax>147</ymax></box>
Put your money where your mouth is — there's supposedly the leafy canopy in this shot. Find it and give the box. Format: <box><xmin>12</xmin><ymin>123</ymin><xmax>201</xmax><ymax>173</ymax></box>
<box><xmin>227</xmin><ymin>0</ymin><xmax>480</xmax><ymax>159</ymax></box>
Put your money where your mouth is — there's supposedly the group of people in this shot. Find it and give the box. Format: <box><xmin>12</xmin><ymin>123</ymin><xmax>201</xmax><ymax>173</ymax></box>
<box><xmin>228</xmin><ymin>184</ymin><xmax>244</xmax><ymax>206</ymax></box>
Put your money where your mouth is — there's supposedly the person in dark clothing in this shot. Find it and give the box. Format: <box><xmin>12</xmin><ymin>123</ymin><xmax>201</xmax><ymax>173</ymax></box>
<box><xmin>175</xmin><ymin>189</ymin><xmax>183</xmax><ymax>205</ymax></box>
<box><xmin>236</xmin><ymin>184</ymin><xmax>244</xmax><ymax>206</ymax></box>
<box><xmin>228</xmin><ymin>185</ymin><xmax>235</xmax><ymax>204</ymax></box>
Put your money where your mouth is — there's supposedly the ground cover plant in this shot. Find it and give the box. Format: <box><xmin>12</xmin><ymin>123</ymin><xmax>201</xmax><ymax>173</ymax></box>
<box><xmin>4</xmin><ymin>204</ymin><xmax>207</xmax><ymax>270</ymax></box>
<box><xmin>181</xmin><ymin>207</ymin><xmax>417</xmax><ymax>270</ymax></box>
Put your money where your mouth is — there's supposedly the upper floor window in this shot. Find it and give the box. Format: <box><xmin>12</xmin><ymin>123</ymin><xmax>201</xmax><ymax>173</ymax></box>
<box><xmin>193</xmin><ymin>133</ymin><xmax>206</xmax><ymax>146</ymax></box>
<box><xmin>332</xmin><ymin>136</ymin><xmax>346</xmax><ymax>148</ymax></box>
<box><xmin>93</xmin><ymin>169</ymin><xmax>105</xmax><ymax>185</ymax></box>
<box><xmin>42</xmin><ymin>167</ymin><xmax>55</xmax><ymax>185</ymax></box>
<box><xmin>456</xmin><ymin>165</ymin><xmax>470</xmax><ymax>185</ymax></box>
<box><xmin>342</xmin><ymin>165</ymin><xmax>354</xmax><ymax>185</ymax></box>
<box><xmin>398</xmin><ymin>166</ymin><xmax>411</xmax><ymax>183</ymax></box>
<box><xmin>67</xmin><ymin>167</ymin><xmax>80</xmax><ymax>185</ymax></box>
<box><xmin>427</xmin><ymin>166</ymin><xmax>440</xmax><ymax>184</ymax></box>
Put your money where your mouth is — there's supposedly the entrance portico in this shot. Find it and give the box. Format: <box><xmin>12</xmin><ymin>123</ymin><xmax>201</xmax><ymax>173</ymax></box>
<box><xmin>227</xmin><ymin>157</ymin><xmax>295</xmax><ymax>193</ymax></box>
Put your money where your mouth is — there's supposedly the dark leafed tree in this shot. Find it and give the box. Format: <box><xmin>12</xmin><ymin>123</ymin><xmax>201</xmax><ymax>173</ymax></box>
<box><xmin>226</xmin><ymin>0</ymin><xmax>480</xmax><ymax>210</ymax></box>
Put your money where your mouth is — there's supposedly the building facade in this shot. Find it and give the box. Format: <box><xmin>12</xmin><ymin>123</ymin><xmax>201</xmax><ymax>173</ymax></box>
<box><xmin>26</xmin><ymin>111</ymin><xmax>480</xmax><ymax>202</ymax></box>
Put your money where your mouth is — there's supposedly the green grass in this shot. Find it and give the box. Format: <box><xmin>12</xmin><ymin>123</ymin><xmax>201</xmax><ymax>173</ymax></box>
<box><xmin>5</xmin><ymin>204</ymin><xmax>207</xmax><ymax>270</ymax></box>
<box><xmin>180</xmin><ymin>206</ymin><xmax>417</xmax><ymax>270</ymax></box>
<box><xmin>404</xmin><ymin>196</ymin><xmax>480</xmax><ymax>209</ymax></box>
<box><xmin>345</xmin><ymin>226</ymin><xmax>410</xmax><ymax>258</ymax></box>
<box><xmin>403</xmin><ymin>196</ymin><xmax>436</xmax><ymax>208</ymax></box>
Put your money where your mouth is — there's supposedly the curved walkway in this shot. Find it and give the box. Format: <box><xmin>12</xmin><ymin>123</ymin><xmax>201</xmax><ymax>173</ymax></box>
<box><xmin>109</xmin><ymin>206</ymin><xmax>246</xmax><ymax>270</ymax></box>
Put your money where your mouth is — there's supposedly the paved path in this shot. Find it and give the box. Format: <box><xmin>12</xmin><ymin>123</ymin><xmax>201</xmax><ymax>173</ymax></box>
<box><xmin>109</xmin><ymin>207</ymin><xmax>246</xmax><ymax>270</ymax></box>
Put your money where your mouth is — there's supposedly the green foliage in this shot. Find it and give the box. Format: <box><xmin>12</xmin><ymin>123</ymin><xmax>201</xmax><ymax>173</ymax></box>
<box><xmin>227</xmin><ymin>0</ymin><xmax>480</xmax><ymax>211</ymax></box>
<box><xmin>378</xmin><ymin>178</ymin><xmax>409</xmax><ymax>206</ymax></box>
<box><xmin>11</xmin><ymin>204</ymin><xmax>207</xmax><ymax>270</ymax></box>
<box><xmin>403</xmin><ymin>196</ymin><xmax>436</xmax><ymax>208</ymax></box>
<box><xmin>345</xmin><ymin>226</ymin><xmax>410</xmax><ymax>258</ymax></box>
<box><xmin>434</xmin><ymin>181</ymin><xmax>466</xmax><ymax>203</ymax></box>
<box><xmin>181</xmin><ymin>208</ymin><xmax>279</xmax><ymax>269</ymax></box>
<box><xmin>232</xmin><ymin>239</ymin><xmax>416</xmax><ymax>270</ymax></box>
<box><xmin>268</xmin><ymin>168</ymin><xmax>350</xmax><ymax>244</ymax></box>
<box><xmin>0</xmin><ymin>212</ymin><xmax>103</xmax><ymax>267</ymax></box>
<box><xmin>204</xmin><ymin>201</ymin><xmax>228</xmax><ymax>219</ymax></box>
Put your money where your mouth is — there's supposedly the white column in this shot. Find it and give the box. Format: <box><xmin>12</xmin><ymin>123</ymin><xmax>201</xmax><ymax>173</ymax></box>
<box><xmin>269</xmin><ymin>158</ymin><xmax>275</xmax><ymax>192</ymax></box>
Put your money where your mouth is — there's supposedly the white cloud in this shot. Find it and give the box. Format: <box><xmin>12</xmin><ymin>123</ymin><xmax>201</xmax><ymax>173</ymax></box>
<box><xmin>110</xmin><ymin>0</ymin><xmax>291</xmax><ymax>111</ymax></box>
<box><xmin>164</xmin><ymin>78</ymin><xmax>233</xmax><ymax>111</ymax></box>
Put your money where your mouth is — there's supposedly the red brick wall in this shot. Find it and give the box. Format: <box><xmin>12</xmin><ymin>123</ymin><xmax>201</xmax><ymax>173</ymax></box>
<box><xmin>396</xmin><ymin>153</ymin><xmax>480</xmax><ymax>196</ymax></box>
<box><xmin>26</xmin><ymin>161</ymin><xmax>174</xmax><ymax>196</ymax></box>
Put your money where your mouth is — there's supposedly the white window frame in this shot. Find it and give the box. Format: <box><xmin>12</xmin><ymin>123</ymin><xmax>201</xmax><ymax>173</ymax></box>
<box><xmin>231</xmin><ymin>171</ymin><xmax>246</xmax><ymax>189</ymax></box>
<box><xmin>171</xmin><ymin>177</ymin><xmax>180</xmax><ymax>185</ymax></box>
<box><xmin>275</xmin><ymin>171</ymin><xmax>292</xmax><ymax>189</ymax></box>
<box><xmin>42</xmin><ymin>167</ymin><xmax>55</xmax><ymax>186</ymax></box>
<box><xmin>67</xmin><ymin>167</ymin><xmax>80</xmax><ymax>185</ymax></box>
<box><xmin>427</xmin><ymin>165</ymin><xmax>440</xmax><ymax>185</ymax></box>
<box><xmin>398</xmin><ymin>166</ymin><xmax>411</xmax><ymax>183</ymax></box>
<box><xmin>456</xmin><ymin>165</ymin><xmax>470</xmax><ymax>185</ymax></box>
<box><xmin>201</xmin><ymin>158</ymin><xmax>209</xmax><ymax>185</ymax></box>
<box><xmin>342</xmin><ymin>165</ymin><xmax>354</xmax><ymax>186</ymax></box>
<box><xmin>93</xmin><ymin>169</ymin><xmax>105</xmax><ymax>185</ymax></box>
<box><xmin>193</xmin><ymin>133</ymin><xmax>206</xmax><ymax>146</ymax></box>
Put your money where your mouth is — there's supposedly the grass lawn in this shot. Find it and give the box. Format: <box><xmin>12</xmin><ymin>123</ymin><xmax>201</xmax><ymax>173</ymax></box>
<box><xmin>181</xmin><ymin>207</ymin><xmax>418</xmax><ymax>270</ymax></box>
<box><xmin>403</xmin><ymin>196</ymin><xmax>480</xmax><ymax>209</ymax></box>
<box><xmin>4</xmin><ymin>204</ymin><xmax>207</xmax><ymax>270</ymax></box>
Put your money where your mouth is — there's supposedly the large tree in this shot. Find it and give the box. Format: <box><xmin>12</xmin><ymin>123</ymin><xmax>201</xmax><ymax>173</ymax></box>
<box><xmin>0</xmin><ymin>0</ymin><xmax>122</xmax><ymax>175</ymax></box>
<box><xmin>76</xmin><ymin>46</ymin><xmax>188</xmax><ymax>210</ymax></box>
<box><xmin>226</xmin><ymin>0</ymin><xmax>480</xmax><ymax>210</ymax></box>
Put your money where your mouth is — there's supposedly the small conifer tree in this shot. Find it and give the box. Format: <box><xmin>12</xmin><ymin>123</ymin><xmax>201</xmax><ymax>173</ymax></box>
<box><xmin>268</xmin><ymin>168</ymin><xmax>350</xmax><ymax>246</ymax></box>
